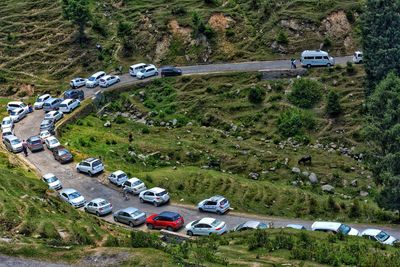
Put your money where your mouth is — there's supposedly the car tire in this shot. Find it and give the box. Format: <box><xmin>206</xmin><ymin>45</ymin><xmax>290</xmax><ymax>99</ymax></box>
<box><xmin>187</xmin><ymin>231</ymin><xmax>193</xmax><ymax>236</ymax></box>
<box><xmin>114</xmin><ymin>216</ymin><xmax>118</xmax><ymax>222</ymax></box>
<box><xmin>77</xmin><ymin>168</ymin><xmax>81</xmax><ymax>173</ymax></box>
<box><xmin>139</xmin><ymin>197</ymin><xmax>144</xmax><ymax>203</ymax></box>
<box><xmin>198</xmin><ymin>207</ymin><xmax>204</xmax><ymax>212</ymax></box>
<box><xmin>307</xmin><ymin>64</ymin><xmax>311</xmax><ymax>69</ymax></box>
<box><xmin>153</xmin><ymin>201</ymin><xmax>159</xmax><ymax>207</ymax></box>
<box><xmin>96</xmin><ymin>211</ymin><xmax>100</xmax><ymax>217</ymax></box>
<box><xmin>155</xmin><ymin>72</ymin><xmax>159</xmax><ymax>76</ymax></box>
<box><xmin>88</xmin><ymin>171</ymin><xmax>93</xmax><ymax>177</ymax></box>
<box><xmin>147</xmin><ymin>223</ymin><xmax>154</xmax><ymax>230</ymax></box>
<box><xmin>84</xmin><ymin>207</ymin><xmax>88</xmax><ymax>213</ymax></box>
<box><xmin>117</xmin><ymin>78</ymin><xmax>120</xmax><ymax>82</ymax></box>
<box><xmin>217</xmin><ymin>210</ymin><xmax>222</xmax><ymax>215</ymax></box>
<box><xmin>327</xmin><ymin>63</ymin><xmax>331</xmax><ymax>67</ymax></box>
<box><xmin>166</xmin><ymin>226</ymin><xmax>174</xmax><ymax>232</ymax></box>
<box><xmin>129</xmin><ymin>221</ymin><xmax>135</xmax><ymax>228</ymax></box>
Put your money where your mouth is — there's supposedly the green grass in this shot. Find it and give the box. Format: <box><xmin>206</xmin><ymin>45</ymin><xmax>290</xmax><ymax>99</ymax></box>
<box><xmin>59</xmin><ymin>68</ymin><xmax>395</xmax><ymax>223</ymax></box>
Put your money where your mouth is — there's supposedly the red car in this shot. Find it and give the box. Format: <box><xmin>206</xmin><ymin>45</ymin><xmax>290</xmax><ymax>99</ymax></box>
<box><xmin>146</xmin><ymin>211</ymin><xmax>184</xmax><ymax>231</ymax></box>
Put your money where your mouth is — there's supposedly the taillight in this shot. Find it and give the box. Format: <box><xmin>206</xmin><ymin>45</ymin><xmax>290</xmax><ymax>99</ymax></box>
<box><xmin>215</xmin><ymin>227</ymin><xmax>222</xmax><ymax>231</ymax></box>
<box><xmin>156</xmin><ymin>197</ymin><xmax>160</xmax><ymax>200</ymax></box>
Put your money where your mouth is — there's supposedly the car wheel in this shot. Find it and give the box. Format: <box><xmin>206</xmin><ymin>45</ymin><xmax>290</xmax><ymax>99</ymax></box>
<box><xmin>153</xmin><ymin>201</ymin><xmax>159</xmax><ymax>207</ymax></box>
<box><xmin>117</xmin><ymin>78</ymin><xmax>120</xmax><ymax>82</ymax></box>
<box><xmin>155</xmin><ymin>72</ymin><xmax>159</xmax><ymax>76</ymax></box>
<box><xmin>307</xmin><ymin>64</ymin><xmax>311</xmax><ymax>69</ymax></box>
<box><xmin>217</xmin><ymin>210</ymin><xmax>222</xmax><ymax>215</ymax></box>
<box><xmin>88</xmin><ymin>171</ymin><xmax>93</xmax><ymax>177</ymax></box>
<box><xmin>198</xmin><ymin>207</ymin><xmax>204</xmax><ymax>212</ymax></box>
<box><xmin>129</xmin><ymin>221</ymin><xmax>135</xmax><ymax>228</ymax></box>
<box><xmin>187</xmin><ymin>230</ymin><xmax>193</xmax><ymax>236</ymax></box>
<box><xmin>166</xmin><ymin>226</ymin><xmax>174</xmax><ymax>232</ymax></box>
<box><xmin>77</xmin><ymin>168</ymin><xmax>81</xmax><ymax>173</ymax></box>
<box><xmin>96</xmin><ymin>211</ymin><xmax>100</xmax><ymax>217</ymax></box>
<box><xmin>147</xmin><ymin>223</ymin><xmax>154</xmax><ymax>230</ymax></box>
<box><xmin>327</xmin><ymin>63</ymin><xmax>331</xmax><ymax>67</ymax></box>
<box><xmin>84</xmin><ymin>207</ymin><xmax>88</xmax><ymax>213</ymax></box>
<box><xmin>139</xmin><ymin>197</ymin><xmax>144</xmax><ymax>203</ymax></box>
<box><xmin>114</xmin><ymin>216</ymin><xmax>118</xmax><ymax>222</ymax></box>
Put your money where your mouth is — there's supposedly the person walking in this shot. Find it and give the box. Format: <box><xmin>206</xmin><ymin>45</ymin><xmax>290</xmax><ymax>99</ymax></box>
<box><xmin>291</xmin><ymin>58</ymin><xmax>297</xmax><ymax>69</ymax></box>
<box><xmin>22</xmin><ymin>140</ymin><xmax>28</xmax><ymax>157</ymax></box>
<box><xmin>122</xmin><ymin>185</ymin><xmax>129</xmax><ymax>201</ymax></box>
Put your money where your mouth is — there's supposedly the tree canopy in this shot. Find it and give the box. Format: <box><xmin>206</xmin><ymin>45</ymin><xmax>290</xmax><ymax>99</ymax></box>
<box><xmin>62</xmin><ymin>0</ymin><xmax>91</xmax><ymax>42</ymax></box>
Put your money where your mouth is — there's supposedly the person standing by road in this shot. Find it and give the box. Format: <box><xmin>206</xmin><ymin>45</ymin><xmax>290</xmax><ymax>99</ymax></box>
<box><xmin>22</xmin><ymin>140</ymin><xmax>28</xmax><ymax>157</ymax></box>
<box><xmin>122</xmin><ymin>185</ymin><xmax>129</xmax><ymax>201</ymax></box>
<box><xmin>290</xmin><ymin>58</ymin><xmax>297</xmax><ymax>69</ymax></box>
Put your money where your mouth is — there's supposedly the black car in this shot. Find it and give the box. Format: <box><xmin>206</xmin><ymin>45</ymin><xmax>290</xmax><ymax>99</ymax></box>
<box><xmin>160</xmin><ymin>66</ymin><xmax>182</xmax><ymax>77</ymax></box>
<box><xmin>52</xmin><ymin>146</ymin><xmax>73</xmax><ymax>164</ymax></box>
<box><xmin>64</xmin><ymin>89</ymin><xmax>84</xmax><ymax>101</ymax></box>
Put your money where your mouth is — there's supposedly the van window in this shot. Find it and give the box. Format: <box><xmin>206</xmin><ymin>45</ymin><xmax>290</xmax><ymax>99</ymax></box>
<box><xmin>315</xmin><ymin>56</ymin><xmax>322</xmax><ymax>59</ymax></box>
<box><xmin>323</xmin><ymin>56</ymin><xmax>328</xmax><ymax>59</ymax></box>
<box><xmin>304</xmin><ymin>56</ymin><xmax>314</xmax><ymax>60</ymax></box>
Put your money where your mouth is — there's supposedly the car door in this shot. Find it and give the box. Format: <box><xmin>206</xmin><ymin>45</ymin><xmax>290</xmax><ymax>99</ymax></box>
<box><xmin>194</xmin><ymin>223</ymin><xmax>207</xmax><ymax>235</ymax></box>
<box><xmin>86</xmin><ymin>202</ymin><xmax>94</xmax><ymax>213</ymax></box>
<box><xmin>118</xmin><ymin>211</ymin><xmax>128</xmax><ymax>223</ymax></box>
<box><xmin>144</xmin><ymin>191</ymin><xmax>154</xmax><ymax>202</ymax></box>
<box><xmin>204</xmin><ymin>201</ymin><xmax>216</xmax><ymax>212</ymax></box>
<box><xmin>61</xmin><ymin>193</ymin><xmax>68</xmax><ymax>202</ymax></box>
<box><xmin>123</xmin><ymin>181</ymin><xmax>131</xmax><ymax>191</ymax></box>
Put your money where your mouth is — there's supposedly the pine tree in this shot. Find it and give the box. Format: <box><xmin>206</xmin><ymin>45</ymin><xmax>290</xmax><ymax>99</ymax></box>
<box><xmin>326</xmin><ymin>90</ymin><xmax>341</xmax><ymax>117</ymax></box>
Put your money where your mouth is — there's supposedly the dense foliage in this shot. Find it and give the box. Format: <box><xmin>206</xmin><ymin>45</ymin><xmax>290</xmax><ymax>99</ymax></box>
<box><xmin>288</xmin><ymin>78</ymin><xmax>323</xmax><ymax>108</ymax></box>
<box><xmin>62</xmin><ymin>0</ymin><xmax>91</xmax><ymax>41</ymax></box>
<box><xmin>326</xmin><ymin>90</ymin><xmax>342</xmax><ymax>117</ymax></box>
<box><xmin>248</xmin><ymin>86</ymin><xmax>266</xmax><ymax>104</ymax></box>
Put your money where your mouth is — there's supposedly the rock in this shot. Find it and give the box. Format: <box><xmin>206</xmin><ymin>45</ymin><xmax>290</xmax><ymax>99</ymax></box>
<box><xmin>103</xmin><ymin>121</ymin><xmax>111</xmax><ymax>127</ymax></box>
<box><xmin>350</xmin><ymin>179</ymin><xmax>358</xmax><ymax>187</ymax></box>
<box><xmin>187</xmin><ymin>122</ymin><xmax>193</xmax><ymax>126</ymax></box>
<box><xmin>249</xmin><ymin>172</ymin><xmax>260</xmax><ymax>180</ymax></box>
<box><xmin>160</xmin><ymin>121</ymin><xmax>166</xmax><ymax>126</ymax></box>
<box><xmin>292</xmin><ymin>167</ymin><xmax>301</xmax><ymax>174</ymax></box>
<box><xmin>308</xmin><ymin>173</ymin><xmax>318</xmax><ymax>184</ymax></box>
<box><xmin>321</xmin><ymin>184</ymin><xmax>335</xmax><ymax>193</ymax></box>
<box><xmin>172</xmin><ymin>166</ymin><xmax>177</xmax><ymax>170</ymax></box>
<box><xmin>360</xmin><ymin>191</ymin><xmax>369</xmax><ymax>197</ymax></box>
<box><xmin>172</xmin><ymin>119</ymin><xmax>178</xmax><ymax>126</ymax></box>
<box><xmin>237</xmin><ymin>136</ymin><xmax>243</xmax><ymax>141</ymax></box>
<box><xmin>302</xmin><ymin>171</ymin><xmax>309</xmax><ymax>177</ymax></box>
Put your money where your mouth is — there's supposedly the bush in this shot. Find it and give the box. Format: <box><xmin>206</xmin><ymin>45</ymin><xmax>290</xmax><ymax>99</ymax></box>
<box><xmin>171</xmin><ymin>5</ymin><xmax>186</xmax><ymax>15</ymax></box>
<box><xmin>326</xmin><ymin>90</ymin><xmax>341</xmax><ymax>117</ymax></box>
<box><xmin>130</xmin><ymin>231</ymin><xmax>161</xmax><ymax>248</ymax></box>
<box><xmin>346</xmin><ymin>61</ymin><xmax>356</xmax><ymax>75</ymax></box>
<box><xmin>289</xmin><ymin>78</ymin><xmax>323</xmax><ymax>108</ymax></box>
<box><xmin>248</xmin><ymin>87</ymin><xmax>266</xmax><ymax>104</ymax></box>
<box><xmin>323</xmin><ymin>37</ymin><xmax>332</xmax><ymax>48</ymax></box>
<box><xmin>276</xmin><ymin>30</ymin><xmax>288</xmax><ymax>44</ymax></box>
<box><xmin>277</xmin><ymin>108</ymin><xmax>315</xmax><ymax>138</ymax></box>
<box><xmin>141</xmin><ymin>127</ymin><xmax>150</xmax><ymax>134</ymax></box>
<box><xmin>114</xmin><ymin>115</ymin><xmax>126</xmax><ymax>124</ymax></box>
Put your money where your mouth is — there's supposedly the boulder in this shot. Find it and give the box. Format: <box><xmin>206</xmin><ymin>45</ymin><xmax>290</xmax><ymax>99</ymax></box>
<box><xmin>308</xmin><ymin>173</ymin><xmax>318</xmax><ymax>184</ymax></box>
<box><xmin>172</xmin><ymin>119</ymin><xmax>178</xmax><ymax>126</ymax></box>
<box><xmin>321</xmin><ymin>184</ymin><xmax>335</xmax><ymax>193</ymax></box>
<box><xmin>351</xmin><ymin>179</ymin><xmax>358</xmax><ymax>187</ymax></box>
<box><xmin>292</xmin><ymin>167</ymin><xmax>301</xmax><ymax>174</ymax></box>
<box><xmin>249</xmin><ymin>172</ymin><xmax>260</xmax><ymax>180</ymax></box>
<box><xmin>360</xmin><ymin>191</ymin><xmax>369</xmax><ymax>197</ymax></box>
<box><xmin>103</xmin><ymin>121</ymin><xmax>111</xmax><ymax>127</ymax></box>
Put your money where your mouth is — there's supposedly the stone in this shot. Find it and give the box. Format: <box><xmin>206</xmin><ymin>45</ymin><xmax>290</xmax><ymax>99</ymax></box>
<box><xmin>302</xmin><ymin>171</ymin><xmax>309</xmax><ymax>177</ymax></box>
<box><xmin>308</xmin><ymin>173</ymin><xmax>318</xmax><ymax>184</ymax></box>
<box><xmin>360</xmin><ymin>191</ymin><xmax>369</xmax><ymax>197</ymax></box>
<box><xmin>160</xmin><ymin>121</ymin><xmax>166</xmax><ymax>126</ymax></box>
<box><xmin>350</xmin><ymin>179</ymin><xmax>358</xmax><ymax>187</ymax></box>
<box><xmin>237</xmin><ymin>136</ymin><xmax>243</xmax><ymax>141</ymax></box>
<box><xmin>321</xmin><ymin>184</ymin><xmax>335</xmax><ymax>193</ymax></box>
<box><xmin>292</xmin><ymin>167</ymin><xmax>301</xmax><ymax>174</ymax></box>
<box><xmin>103</xmin><ymin>121</ymin><xmax>111</xmax><ymax>127</ymax></box>
<box><xmin>172</xmin><ymin>119</ymin><xmax>178</xmax><ymax>126</ymax></box>
<box><xmin>187</xmin><ymin>122</ymin><xmax>193</xmax><ymax>126</ymax></box>
<box><xmin>249</xmin><ymin>172</ymin><xmax>260</xmax><ymax>180</ymax></box>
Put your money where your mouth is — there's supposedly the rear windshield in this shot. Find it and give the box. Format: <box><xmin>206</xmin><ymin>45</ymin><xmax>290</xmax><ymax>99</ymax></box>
<box><xmin>211</xmin><ymin>219</ymin><xmax>221</xmax><ymax>227</ymax></box>
<box><xmin>58</xmin><ymin>149</ymin><xmax>69</xmax><ymax>156</ymax></box>
<box><xmin>99</xmin><ymin>200</ymin><xmax>109</xmax><ymax>206</ymax></box>
<box><xmin>68</xmin><ymin>192</ymin><xmax>81</xmax><ymax>199</ymax></box>
<box><xmin>88</xmin><ymin>77</ymin><xmax>96</xmax><ymax>81</ymax></box>
<box><xmin>338</xmin><ymin>224</ymin><xmax>351</xmax><ymax>235</ymax></box>
<box><xmin>156</xmin><ymin>191</ymin><xmax>167</xmax><ymax>196</ymax></box>
<box><xmin>31</xmin><ymin>140</ymin><xmax>41</xmax><ymax>145</ymax></box>
<box><xmin>131</xmin><ymin>210</ymin><xmax>143</xmax><ymax>217</ymax></box>
<box><xmin>220</xmin><ymin>199</ymin><xmax>228</xmax><ymax>205</ymax></box>
<box><xmin>132</xmin><ymin>179</ymin><xmax>143</xmax><ymax>186</ymax></box>
<box><xmin>92</xmin><ymin>160</ymin><xmax>102</xmax><ymax>167</ymax></box>
<box><xmin>59</xmin><ymin>104</ymin><xmax>67</xmax><ymax>108</ymax></box>
<box><xmin>45</xmin><ymin>176</ymin><xmax>57</xmax><ymax>183</ymax></box>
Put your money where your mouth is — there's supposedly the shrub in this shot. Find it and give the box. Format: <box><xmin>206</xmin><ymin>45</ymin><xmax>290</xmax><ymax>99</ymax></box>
<box><xmin>130</xmin><ymin>231</ymin><xmax>161</xmax><ymax>248</ymax></box>
<box><xmin>171</xmin><ymin>5</ymin><xmax>186</xmax><ymax>15</ymax></box>
<box><xmin>346</xmin><ymin>61</ymin><xmax>356</xmax><ymax>75</ymax></box>
<box><xmin>323</xmin><ymin>37</ymin><xmax>332</xmax><ymax>48</ymax></box>
<box><xmin>277</xmin><ymin>108</ymin><xmax>315</xmax><ymax>137</ymax></box>
<box><xmin>326</xmin><ymin>90</ymin><xmax>341</xmax><ymax>117</ymax></box>
<box><xmin>276</xmin><ymin>30</ymin><xmax>288</xmax><ymax>44</ymax></box>
<box><xmin>114</xmin><ymin>115</ymin><xmax>126</xmax><ymax>124</ymax></box>
<box><xmin>289</xmin><ymin>78</ymin><xmax>323</xmax><ymax>108</ymax></box>
<box><xmin>141</xmin><ymin>127</ymin><xmax>150</xmax><ymax>134</ymax></box>
<box><xmin>248</xmin><ymin>87</ymin><xmax>266</xmax><ymax>104</ymax></box>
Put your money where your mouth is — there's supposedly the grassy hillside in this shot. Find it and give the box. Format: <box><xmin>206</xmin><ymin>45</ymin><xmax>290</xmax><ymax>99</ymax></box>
<box><xmin>58</xmin><ymin>66</ymin><xmax>395</xmax><ymax>222</ymax></box>
<box><xmin>0</xmin><ymin>0</ymin><xmax>362</xmax><ymax>94</ymax></box>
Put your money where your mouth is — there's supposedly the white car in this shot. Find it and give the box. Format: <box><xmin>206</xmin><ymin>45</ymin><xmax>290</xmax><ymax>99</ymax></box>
<box><xmin>59</xmin><ymin>99</ymin><xmax>80</xmax><ymax>113</ymax></box>
<box><xmin>361</xmin><ymin>229</ymin><xmax>398</xmax><ymax>245</ymax></box>
<box><xmin>70</xmin><ymin>78</ymin><xmax>87</xmax><ymax>88</ymax></box>
<box><xmin>311</xmin><ymin>221</ymin><xmax>359</xmax><ymax>236</ymax></box>
<box><xmin>1</xmin><ymin>117</ymin><xmax>14</xmax><ymax>130</ymax></box>
<box><xmin>99</xmin><ymin>75</ymin><xmax>120</xmax><ymax>88</ymax></box>
<box><xmin>9</xmin><ymin>108</ymin><xmax>27</xmax><ymax>122</ymax></box>
<box><xmin>122</xmin><ymin>177</ymin><xmax>147</xmax><ymax>195</ymax></box>
<box><xmin>2</xmin><ymin>127</ymin><xmax>14</xmax><ymax>140</ymax></box>
<box><xmin>129</xmin><ymin>63</ymin><xmax>147</xmax><ymax>76</ymax></box>
<box><xmin>139</xmin><ymin>187</ymin><xmax>170</xmax><ymax>206</ymax></box>
<box><xmin>44</xmin><ymin>111</ymin><xmax>63</xmax><ymax>122</ymax></box>
<box><xmin>86</xmin><ymin>71</ymin><xmax>106</xmax><ymax>88</ymax></box>
<box><xmin>108</xmin><ymin>170</ymin><xmax>128</xmax><ymax>186</ymax></box>
<box><xmin>7</xmin><ymin>101</ymin><xmax>29</xmax><ymax>113</ymax></box>
<box><xmin>59</xmin><ymin>188</ymin><xmax>86</xmax><ymax>208</ymax></box>
<box><xmin>39</xmin><ymin>130</ymin><xmax>52</xmax><ymax>143</ymax></box>
<box><xmin>76</xmin><ymin>158</ymin><xmax>104</xmax><ymax>176</ymax></box>
<box><xmin>353</xmin><ymin>51</ymin><xmax>363</xmax><ymax>64</ymax></box>
<box><xmin>33</xmin><ymin>94</ymin><xmax>51</xmax><ymax>109</ymax></box>
<box><xmin>42</xmin><ymin>173</ymin><xmax>62</xmax><ymax>190</ymax></box>
<box><xmin>185</xmin><ymin>217</ymin><xmax>227</xmax><ymax>236</ymax></box>
<box><xmin>136</xmin><ymin>65</ymin><xmax>158</xmax><ymax>79</ymax></box>
<box><xmin>45</xmin><ymin>136</ymin><xmax>60</xmax><ymax>150</ymax></box>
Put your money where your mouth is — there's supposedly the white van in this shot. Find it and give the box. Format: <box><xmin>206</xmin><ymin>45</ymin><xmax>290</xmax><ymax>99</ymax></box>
<box><xmin>86</xmin><ymin>71</ymin><xmax>106</xmax><ymax>88</ymax></box>
<box><xmin>300</xmin><ymin>50</ymin><xmax>335</xmax><ymax>68</ymax></box>
<box><xmin>129</xmin><ymin>63</ymin><xmax>147</xmax><ymax>76</ymax></box>
<box><xmin>59</xmin><ymin>99</ymin><xmax>80</xmax><ymax>113</ymax></box>
<box><xmin>353</xmin><ymin>51</ymin><xmax>363</xmax><ymax>64</ymax></box>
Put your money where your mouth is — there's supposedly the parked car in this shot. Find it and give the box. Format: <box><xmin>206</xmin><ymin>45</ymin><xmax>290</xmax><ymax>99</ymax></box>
<box><xmin>42</xmin><ymin>173</ymin><xmax>62</xmax><ymax>190</ymax></box>
<box><xmin>2</xmin><ymin>127</ymin><xmax>14</xmax><ymax>140</ymax></box>
<box><xmin>59</xmin><ymin>188</ymin><xmax>86</xmax><ymax>208</ymax></box>
<box><xmin>361</xmin><ymin>229</ymin><xmax>398</xmax><ymax>245</ymax></box>
<box><xmin>353</xmin><ymin>51</ymin><xmax>363</xmax><ymax>64</ymax></box>
<box><xmin>64</xmin><ymin>89</ymin><xmax>84</xmax><ymax>100</ymax></box>
<box><xmin>129</xmin><ymin>63</ymin><xmax>147</xmax><ymax>76</ymax></box>
<box><xmin>40</xmin><ymin>118</ymin><xmax>55</xmax><ymax>132</ymax></box>
<box><xmin>146</xmin><ymin>211</ymin><xmax>184</xmax><ymax>231</ymax></box>
<box><xmin>7</xmin><ymin>101</ymin><xmax>28</xmax><ymax>113</ymax></box>
<box><xmin>33</xmin><ymin>94</ymin><xmax>51</xmax><ymax>109</ymax></box>
<box><xmin>139</xmin><ymin>187</ymin><xmax>170</xmax><ymax>207</ymax></box>
<box><xmin>43</xmin><ymin>98</ymin><xmax>62</xmax><ymax>112</ymax></box>
<box><xmin>136</xmin><ymin>65</ymin><xmax>158</xmax><ymax>79</ymax></box>
<box><xmin>9</xmin><ymin>108</ymin><xmax>27</xmax><ymax>122</ymax></box>
<box><xmin>59</xmin><ymin>99</ymin><xmax>80</xmax><ymax>113</ymax></box>
<box><xmin>198</xmin><ymin>195</ymin><xmax>230</xmax><ymax>215</ymax></box>
<box><xmin>300</xmin><ymin>50</ymin><xmax>335</xmax><ymax>68</ymax></box>
<box><xmin>122</xmin><ymin>177</ymin><xmax>147</xmax><ymax>195</ymax></box>
<box><xmin>286</xmin><ymin>224</ymin><xmax>306</xmax><ymax>230</ymax></box>
<box><xmin>52</xmin><ymin>146</ymin><xmax>73</xmax><ymax>163</ymax></box>
<box><xmin>108</xmin><ymin>170</ymin><xmax>128</xmax><ymax>186</ymax></box>
<box><xmin>311</xmin><ymin>221</ymin><xmax>359</xmax><ymax>236</ymax></box>
<box><xmin>39</xmin><ymin>130</ymin><xmax>52</xmax><ymax>143</ymax></box>
<box><xmin>160</xmin><ymin>66</ymin><xmax>182</xmax><ymax>77</ymax></box>
<box><xmin>45</xmin><ymin>136</ymin><xmax>60</xmax><ymax>150</ymax></box>
<box><xmin>113</xmin><ymin>207</ymin><xmax>147</xmax><ymax>227</ymax></box>
<box><xmin>70</xmin><ymin>78</ymin><xmax>87</xmax><ymax>89</ymax></box>
<box><xmin>44</xmin><ymin>110</ymin><xmax>63</xmax><ymax>122</ymax></box>
<box><xmin>3</xmin><ymin>135</ymin><xmax>23</xmax><ymax>153</ymax></box>
<box><xmin>186</xmin><ymin>217</ymin><xmax>227</xmax><ymax>236</ymax></box>
<box><xmin>233</xmin><ymin>221</ymin><xmax>269</xmax><ymax>232</ymax></box>
<box><xmin>86</xmin><ymin>71</ymin><xmax>106</xmax><ymax>88</ymax></box>
<box><xmin>99</xmin><ymin>75</ymin><xmax>120</xmax><ymax>88</ymax></box>
<box><xmin>26</xmin><ymin>135</ymin><xmax>44</xmax><ymax>152</ymax></box>
<box><xmin>84</xmin><ymin>198</ymin><xmax>113</xmax><ymax>216</ymax></box>
<box><xmin>76</xmin><ymin>158</ymin><xmax>104</xmax><ymax>176</ymax></box>
<box><xmin>1</xmin><ymin>116</ymin><xmax>14</xmax><ymax>130</ymax></box>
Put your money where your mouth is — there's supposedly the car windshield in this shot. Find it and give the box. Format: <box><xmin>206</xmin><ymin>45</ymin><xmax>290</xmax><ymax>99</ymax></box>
<box><xmin>11</xmin><ymin>140</ymin><xmax>20</xmax><ymax>145</ymax></box>
<box><xmin>60</xmin><ymin>104</ymin><xmax>67</xmax><ymax>108</ymax></box>
<box><xmin>156</xmin><ymin>191</ymin><xmax>167</xmax><ymax>196</ymax></box>
<box><xmin>2</xmin><ymin>119</ymin><xmax>11</xmax><ymax>125</ymax></box>
<box><xmin>68</xmin><ymin>192</ymin><xmax>81</xmax><ymax>199</ymax></box>
<box><xmin>45</xmin><ymin>176</ymin><xmax>57</xmax><ymax>183</ymax></box>
<box><xmin>338</xmin><ymin>224</ymin><xmax>351</xmax><ymax>235</ymax></box>
<box><xmin>58</xmin><ymin>149</ymin><xmax>69</xmax><ymax>156</ymax></box>
<box><xmin>211</xmin><ymin>219</ymin><xmax>221</xmax><ymax>227</ymax></box>
<box><xmin>376</xmin><ymin>231</ymin><xmax>390</xmax><ymax>242</ymax></box>
<box><xmin>99</xmin><ymin>200</ymin><xmax>109</xmax><ymax>206</ymax></box>
<box><xmin>30</xmin><ymin>140</ymin><xmax>41</xmax><ymax>145</ymax></box>
<box><xmin>49</xmin><ymin>139</ymin><xmax>58</xmax><ymax>144</ymax></box>
<box><xmin>88</xmin><ymin>77</ymin><xmax>96</xmax><ymax>81</ymax></box>
<box><xmin>258</xmin><ymin>223</ymin><xmax>268</xmax><ymax>229</ymax></box>
<box><xmin>36</xmin><ymin>97</ymin><xmax>44</xmax><ymax>102</ymax></box>
<box><xmin>130</xmin><ymin>210</ymin><xmax>143</xmax><ymax>217</ymax></box>
<box><xmin>132</xmin><ymin>180</ymin><xmax>143</xmax><ymax>186</ymax></box>
<box><xmin>10</xmin><ymin>110</ymin><xmax>19</xmax><ymax>115</ymax></box>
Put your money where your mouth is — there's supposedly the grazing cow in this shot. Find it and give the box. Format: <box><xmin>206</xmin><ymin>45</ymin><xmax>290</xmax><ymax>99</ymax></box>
<box><xmin>298</xmin><ymin>155</ymin><xmax>312</xmax><ymax>165</ymax></box>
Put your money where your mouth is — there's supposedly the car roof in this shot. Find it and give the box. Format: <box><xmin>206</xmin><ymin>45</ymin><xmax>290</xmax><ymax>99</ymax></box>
<box><xmin>121</xmin><ymin>207</ymin><xmax>139</xmax><ymax>213</ymax></box>
<box><xmin>127</xmin><ymin>177</ymin><xmax>141</xmax><ymax>182</ymax></box>
<box><xmin>90</xmin><ymin>198</ymin><xmax>107</xmax><ymax>204</ymax></box>
<box><xmin>84</xmin><ymin>157</ymin><xmax>99</xmax><ymax>163</ymax></box>
<box><xmin>311</xmin><ymin>221</ymin><xmax>342</xmax><ymax>230</ymax></box>
<box><xmin>47</xmin><ymin>111</ymin><xmax>57</xmax><ymax>115</ymax></box>
<box><xmin>149</xmin><ymin>187</ymin><xmax>165</xmax><ymax>193</ymax></box>
<box><xmin>44</xmin><ymin>97</ymin><xmax>59</xmax><ymax>103</ymax></box>
<box><xmin>8</xmin><ymin>101</ymin><xmax>23</xmax><ymax>105</ymax></box>
<box><xmin>28</xmin><ymin>135</ymin><xmax>41</xmax><ymax>141</ymax></box>
<box><xmin>209</xmin><ymin>195</ymin><xmax>226</xmax><ymax>201</ymax></box>
<box><xmin>361</xmin><ymin>229</ymin><xmax>383</xmax><ymax>236</ymax></box>
<box><xmin>72</xmin><ymin>77</ymin><xmax>84</xmax><ymax>81</ymax></box>
<box><xmin>54</xmin><ymin>145</ymin><xmax>67</xmax><ymax>150</ymax></box>
<box><xmin>11</xmin><ymin>107</ymin><xmax>24</xmax><ymax>112</ymax></box>
<box><xmin>301</xmin><ymin>50</ymin><xmax>329</xmax><ymax>55</ymax></box>
<box><xmin>39</xmin><ymin>94</ymin><xmax>51</xmax><ymax>98</ymax></box>
<box><xmin>286</xmin><ymin>224</ymin><xmax>305</xmax><ymax>230</ymax></box>
<box><xmin>61</xmin><ymin>99</ymin><xmax>74</xmax><ymax>104</ymax></box>
<box><xmin>2</xmin><ymin>127</ymin><xmax>12</xmax><ymax>133</ymax></box>
<box><xmin>43</xmin><ymin>173</ymin><xmax>56</xmax><ymax>179</ymax></box>
<box><xmin>61</xmin><ymin>188</ymin><xmax>77</xmax><ymax>194</ymax></box>
<box><xmin>2</xmin><ymin>116</ymin><xmax>11</xmax><ymax>121</ymax></box>
<box><xmin>144</xmin><ymin>65</ymin><xmax>155</xmax><ymax>70</ymax></box>
<box><xmin>5</xmin><ymin>135</ymin><xmax>18</xmax><ymax>141</ymax></box>
<box><xmin>159</xmin><ymin>211</ymin><xmax>180</xmax><ymax>219</ymax></box>
<box><xmin>101</xmin><ymin>75</ymin><xmax>113</xmax><ymax>79</ymax></box>
<box><xmin>198</xmin><ymin>217</ymin><xmax>217</xmax><ymax>225</ymax></box>
<box><xmin>130</xmin><ymin>63</ymin><xmax>146</xmax><ymax>68</ymax></box>
<box><xmin>47</xmin><ymin>136</ymin><xmax>57</xmax><ymax>141</ymax></box>
<box><xmin>112</xmin><ymin>170</ymin><xmax>126</xmax><ymax>176</ymax></box>
<box><xmin>91</xmin><ymin>71</ymin><xmax>106</xmax><ymax>76</ymax></box>
<box><xmin>241</xmin><ymin>221</ymin><xmax>262</xmax><ymax>228</ymax></box>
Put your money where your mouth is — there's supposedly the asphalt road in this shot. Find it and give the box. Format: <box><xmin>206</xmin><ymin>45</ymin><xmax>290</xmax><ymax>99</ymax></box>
<box><xmin>10</xmin><ymin>57</ymin><xmax>400</xmax><ymax>239</ymax></box>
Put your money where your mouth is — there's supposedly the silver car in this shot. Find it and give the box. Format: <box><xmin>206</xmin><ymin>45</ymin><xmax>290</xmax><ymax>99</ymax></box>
<box><xmin>42</xmin><ymin>173</ymin><xmax>62</xmax><ymax>190</ymax></box>
<box><xmin>233</xmin><ymin>221</ymin><xmax>270</xmax><ymax>232</ymax></box>
<box><xmin>9</xmin><ymin>108</ymin><xmax>27</xmax><ymax>122</ymax></box>
<box><xmin>59</xmin><ymin>188</ymin><xmax>86</xmax><ymax>208</ymax></box>
<box><xmin>113</xmin><ymin>207</ymin><xmax>146</xmax><ymax>227</ymax></box>
<box><xmin>139</xmin><ymin>187</ymin><xmax>170</xmax><ymax>207</ymax></box>
<box><xmin>122</xmin><ymin>177</ymin><xmax>147</xmax><ymax>194</ymax></box>
<box><xmin>40</xmin><ymin>119</ymin><xmax>55</xmax><ymax>132</ymax></box>
<box><xmin>186</xmin><ymin>217</ymin><xmax>227</xmax><ymax>236</ymax></box>
<box><xmin>108</xmin><ymin>170</ymin><xmax>128</xmax><ymax>186</ymax></box>
<box><xmin>84</xmin><ymin>198</ymin><xmax>113</xmax><ymax>216</ymax></box>
<box><xmin>198</xmin><ymin>195</ymin><xmax>230</xmax><ymax>215</ymax></box>
<box><xmin>3</xmin><ymin>135</ymin><xmax>23</xmax><ymax>153</ymax></box>
<box><xmin>1</xmin><ymin>117</ymin><xmax>14</xmax><ymax>130</ymax></box>
<box><xmin>76</xmin><ymin>158</ymin><xmax>104</xmax><ymax>176</ymax></box>
<box><xmin>44</xmin><ymin>111</ymin><xmax>63</xmax><ymax>122</ymax></box>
